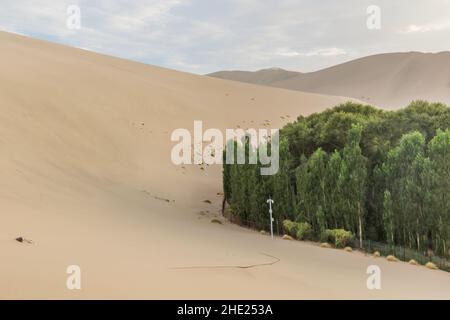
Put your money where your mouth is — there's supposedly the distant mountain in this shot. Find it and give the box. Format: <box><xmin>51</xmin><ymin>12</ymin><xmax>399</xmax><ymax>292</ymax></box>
<box><xmin>208</xmin><ymin>52</ymin><xmax>450</xmax><ymax>109</ymax></box>
<box><xmin>208</xmin><ymin>67</ymin><xmax>300</xmax><ymax>86</ymax></box>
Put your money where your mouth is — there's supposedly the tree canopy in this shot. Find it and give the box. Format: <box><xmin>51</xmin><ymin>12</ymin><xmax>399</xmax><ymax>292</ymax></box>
<box><xmin>223</xmin><ymin>101</ymin><xmax>450</xmax><ymax>256</ymax></box>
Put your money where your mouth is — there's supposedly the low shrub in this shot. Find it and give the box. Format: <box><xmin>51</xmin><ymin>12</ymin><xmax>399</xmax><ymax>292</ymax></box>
<box><xmin>408</xmin><ymin>259</ymin><xmax>418</xmax><ymax>266</ymax></box>
<box><xmin>282</xmin><ymin>234</ymin><xmax>294</xmax><ymax>241</ymax></box>
<box><xmin>282</xmin><ymin>220</ymin><xmax>296</xmax><ymax>237</ymax></box>
<box><xmin>425</xmin><ymin>262</ymin><xmax>438</xmax><ymax>270</ymax></box>
<box><xmin>320</xmin><ymin>242</ymin><xmax>331</xmax><ymax>248</ymax></box>
<box><xmin>282</xmin><ymin>220</ymin><xmax>312</xmax><ymax>240</ymax></box>
<box><xmin>373</xmin><ymin>251</ymin><xmax>381</xmax><ymax>257</ymax></box>
<box><xmin>321</xmin><ymin>229</ymin><xmax>354</xmax><ymax>248</ymax></box>
<box><xmin>344</xmin><ymin>247</ymin><xmax>353</xmax><ymax>252</ymax></box>
<box><xmin>386</xmin><ymin>255</ymin><xmax>398</xmax><ymax>262</ymax></box>
<box><xmin>295</xmin><ymin>222</ymin><xmax>312</xmax><ymax>240</ymax></box>
<box><xmin>210</xmin><ymin>218</ymin><xmax>223</xmax><ymax>224</ymax></box>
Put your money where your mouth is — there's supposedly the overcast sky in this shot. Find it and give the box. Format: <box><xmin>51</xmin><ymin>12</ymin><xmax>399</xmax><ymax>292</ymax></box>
<box><xmin>1</xmin><ymin>0</ymin><xmax>450</xmax><ymax>74</ymax></box>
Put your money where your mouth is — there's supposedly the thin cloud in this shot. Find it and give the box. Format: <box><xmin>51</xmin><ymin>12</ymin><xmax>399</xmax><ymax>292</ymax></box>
<box><xmin>277</xmin><ymin>47</ymin><xmax>347</xmax><ymax>57</ymax></box>
<box><xmin>398</xmin><ymin>21</ymin><xmax>450</xmax><ymax>34</ymax></box>
<box><xmin>1</xmin><ymin>0</ymin><xmax>450</xmax><ymax>74</ymax></box>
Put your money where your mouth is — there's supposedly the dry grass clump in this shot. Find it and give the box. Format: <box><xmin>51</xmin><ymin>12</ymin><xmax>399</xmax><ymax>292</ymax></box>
<box><xmin>282</xmin><ymin>234</ymin><xmax>294</xmax><ymax>240</ymax></box>
<box><xmin>425</xmin><ymin>262</ymin><xmax>438</xmax><ymax>270</ymax></box>
<box><xmin>320</xmin><ymin>242</ymin><xmax>331</xmax><ymax>248</ymax></box>
<box><xmin>344</xmin><ymin>246</ymin><xmax>353</xmax><ymax>252</ymax></box>
<box><xmin>386</xmin><ymin>255</ymin><xmax>398</xmax><ymax>262</ymax></box>
<box><xmin>260</xmin><ymin>230</ymin><xmax>267</xmax><ymax>235</ymax></box>
<box><xmin>373</xmin><ymin>251</ymin><xmax>381</xmax><ymax>257</ymax></box>
<box><xmin>210</xmin><ymin>218</ymin><xmax>223</xmax><ymax>225</ymax></box>
<box><xmin>408</xmin><ymin>259</ymin><xmax>418</xmax><ymax>266</ymax></box>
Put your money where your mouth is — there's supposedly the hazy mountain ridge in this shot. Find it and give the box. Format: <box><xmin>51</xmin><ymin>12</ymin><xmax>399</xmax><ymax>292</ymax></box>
<box><xmin>208</xmin><ymin>68</ymin><xmax>301</xmax><ymax>85</ymax></box>
<box><xmin>208</xmin><ymin>52</ymin><xmax>450</xmax><ymax>108</ymax></box>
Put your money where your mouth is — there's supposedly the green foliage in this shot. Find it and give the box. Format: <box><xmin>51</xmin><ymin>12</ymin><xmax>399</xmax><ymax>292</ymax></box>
<box><xmin>282</xmin><ymin>219</ymin><xmax>312</xmax><ymax>240</ymax></box>
<box><xmin>272</xmin><ymin>138</ymin><xmax>295</xmax><ymax>222</ymax></box>
<box><xmin>223</xmin><ymin>101</ymin><xmax>450</xmax><ymax>256</ymax></box>
<box><xmin>339</xmin><ymin>124</ymin><xmax>367</xmax><ymax>247</ymax></box>
<box><xmin>322</xmin><ymin>229</ymin><xmax>354</xmax><ymax>248</ymax></box>
<box><xmin>296</xmin><ymin>222</ymin><xmax>313</xmax><ymax>240</ymax></box>
<box><xmin>282</xmin><ymin>219</ymin><xmax>297</xmax><ymax>237</ymax></box>
<box><xmin>383</xmin><ymin>190</ymin><xmax>394</xmax><ymax>246</ymax></box>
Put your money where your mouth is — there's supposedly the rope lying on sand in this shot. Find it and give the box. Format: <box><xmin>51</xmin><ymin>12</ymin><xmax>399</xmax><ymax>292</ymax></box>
<box><xmin>170</xmin><ymin>253</ymin><xmax>280</xmax><ymax>270</ymax></box>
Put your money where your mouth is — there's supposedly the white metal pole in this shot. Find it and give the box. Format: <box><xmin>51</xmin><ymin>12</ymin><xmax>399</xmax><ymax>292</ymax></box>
<box><xmin>267</xmin><ymin>198</ymin><xmax>274</xmax><ymax>239</ymax></box>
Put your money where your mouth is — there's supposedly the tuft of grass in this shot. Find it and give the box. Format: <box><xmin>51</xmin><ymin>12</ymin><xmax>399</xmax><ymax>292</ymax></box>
<box><xmin>408</xmin><ymin>259</ymin><xmax>419</xmax><ymax>266</ymax></box>
<box><xmin>282</xmin><ymin>234</ymin><xmax>294</xmax><ymax>241</ymax></box>
<box><xmin>210</xmin><ymin>218</ymin><xmax>223</xmax><ymax>225</ymax></box>
<box><xmin>260</xmin><ymin>230</ymin><xmax>267</xmax><ymax>235</ymax></box>
<box><xmin>320</xmin><ymin>242</ymin><xmax>331</xmax><ymax>248</ymax></box>
<box><xmin>344</xmin><ymin>246</ymin><xmax>353</xmax><ymax>252</ymax></box>
<box><xmin>373</xmin><ymin>251</ymin><xmax>381</xmax><ymax>257</ymax></box>
<box><xmin>425</xmin><ymin>262</ymin><xmax>438</xmax><ymax>270</ymax></box>
<box><xmin>386</xmin><ymin>255</ymin><xmax>398</xmax><ymax>262</ymax></box>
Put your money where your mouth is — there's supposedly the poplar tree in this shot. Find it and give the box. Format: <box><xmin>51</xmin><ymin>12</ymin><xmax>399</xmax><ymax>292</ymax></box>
<box><xmin>382</xmin><ymin>131</ymin><xmax>426</xmax><ymax>249</ymax></box>
<box><xmin>325</xmin><ymin>150</ymin><xmax>343</xmax><ymax>228</ymax></box>
<box><xmin>428</xmin><ymin>130</ymin><xmax>450</xmax><ymax>256</ymax></box>
<box><xmin>383</xmin><ymin>190</ymin><xmax>394</xmax><ymax>246</ymax></box>
<box><xmin>273</xmin><ymin>138</ymin><xmax>294</xmax><ymax>222</ymax></box>
<box><xmin>340</xmin><ymin>124</ymin><xmax>367</xmax><ymax>248</ymax></box>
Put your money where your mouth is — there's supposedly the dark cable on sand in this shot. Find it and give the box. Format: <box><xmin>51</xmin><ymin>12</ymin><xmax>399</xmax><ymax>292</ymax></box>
<box><xmin>169</xmin><ymin>253</ymin><xmax>280</xmax><ymax>270</ymax></box>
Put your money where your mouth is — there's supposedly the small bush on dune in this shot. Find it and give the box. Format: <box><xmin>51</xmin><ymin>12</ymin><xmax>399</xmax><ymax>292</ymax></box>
<box><xmin>334</xmin><ymin>230</ymin><xmax>354</xmax><ymax>248</ymax></box>
<box><xmin>425</xmin><ymin>262</ymin><xmax>438</xmax><ymax>270</ymax></box>
<box><xmin>282</xmin><ymin>234</ymin><xmax>294</xmax><ymax>240</ymax></box>
<box><xmin>386</xmin><ymin>255</ymin><xmax>398</xmax><ymax>262</ymax></box>
<box><xmin>373</xmin><ymin>251</ymin><xmax>381</xmax><ymax>257</ymax></box>
<box><xmin>321</xmin><ymin>229</ymin><xmax>354</xmax><ymax>248</ymax></box>
<box><xmin>344</xmin><ymin>246</ymin><xmax>353</xmax><ymax>252</ymax></box>
<box><xmin>408</xmin><ymin>259</ymin><xmax>418</xmax><ymax>266</ymax></box>
<box><xmin>260</xmin><ymin>230</ymin><xmax>267</xmax><ymax>235</ymax></box>
<box><xmin>282</xmin><ymin>220</ymin><xmax>312</xmax><ymax>240</ymax></box>
<box><xmin>320</xmin><ymin>242</ymin><xmax>331</xmax><ymax>248</ymax></box>
<box><xmin>295</xmin><ymin>222</ymin><xmax>312</xmax><ymax>240</ymax></box>
<box><xmin>282</xmin><ymin>220</ymin><xmax>296</xmax><ymax>237</ymax></box>
<box><xmin>210</xmin><ymin>218</ymin><xmax>222</xmax><ymax>224</ymax></box>
<box><xmin>319</xmin><ymin>230</ymin><xmax>330</xmax><ymax>243</ymax></box>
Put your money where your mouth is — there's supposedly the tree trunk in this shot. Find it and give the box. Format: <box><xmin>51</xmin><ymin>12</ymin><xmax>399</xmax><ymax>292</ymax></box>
<box><xmin>221</xmin><ymin>197</ymin><xmax>226</xmax><ymax>215</ymax></box>
<box><xmin>358</xmin><ymin>203</ymin><xmax>363</xmax><ymax>249</ymax></box>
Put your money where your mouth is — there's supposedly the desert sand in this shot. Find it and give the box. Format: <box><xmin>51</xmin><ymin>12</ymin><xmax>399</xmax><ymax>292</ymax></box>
<box><xmin>209</xmin><ymin>52</ymin><xmax>450</xmax><ymax>109</ymax></box>
<box><xmin>0</xmin><ymin>31</ymin><xmax>449</xmax><ymax>299</ymax></box>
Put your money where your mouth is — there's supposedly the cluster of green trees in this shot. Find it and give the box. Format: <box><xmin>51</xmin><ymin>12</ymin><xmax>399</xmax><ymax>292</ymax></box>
<box><xmin>223</xmin><ymin>101</ymin><xmax>450</xmax><ymax>256</ymax></box>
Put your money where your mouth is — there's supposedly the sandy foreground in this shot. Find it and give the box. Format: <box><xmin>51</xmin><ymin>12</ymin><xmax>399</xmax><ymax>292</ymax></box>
<box><xmin>0</xmin><ymin>31</ymin><xmax>449</xmax><ymax>299</ymax></box>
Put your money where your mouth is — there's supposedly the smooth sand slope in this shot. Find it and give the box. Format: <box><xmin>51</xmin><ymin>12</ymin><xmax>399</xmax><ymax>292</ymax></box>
<box><xmin>209</xmin><ymin>52</ymin><xmax>450</xmax><ymax>109</ymax></box>
<box><xmin>1</xmin><ymin>31</ymin><xmax>449</xmax><ymax>299</ymax></box>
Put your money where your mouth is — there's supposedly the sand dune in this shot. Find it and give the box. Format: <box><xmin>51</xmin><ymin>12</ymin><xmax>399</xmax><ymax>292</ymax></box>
<box><xmin>209</xmin><ymin>52</ymin><xmax>450</xmax><ymax>109</ymax></box>
<box><xmin>1</xmin><ymin>31</ymin><xmax>449</xmax><ymax>299</ymax></box>
<box><xmin>209</xmin><ymin>68</ymin><xmax>301</xmax><ymax>86</ymax></box>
